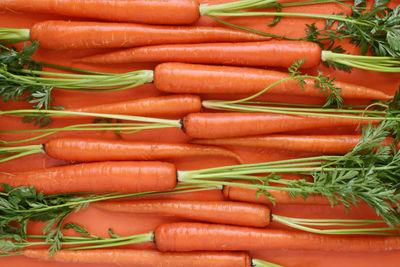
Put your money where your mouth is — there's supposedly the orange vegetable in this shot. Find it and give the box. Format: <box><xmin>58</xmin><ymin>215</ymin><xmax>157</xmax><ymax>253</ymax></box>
<box><xmin>78</xmin><ymin>41</ymin><xmax>322</xmax><ymax>68</ymax></box>
<box><xmin>0</xmin><ymin>161</ymin><xmax>176</xmax><ymax>194</ymax></box>
<box><xmin>93</xmin><ymin>200</ymin><xmax>270</xmax><ymax>227</ymax></box>
<box><xmin>43</xmin><ymin>138</ymin><xmax>242</xmax><ymax>162</ymax></box>
<box><xmin>0</xmin><ymin>0</ymin><xmax>200</xmax><ymax>25</ymax></box>
<box><xmin>192</xmin><ymin>135</ymin><xmax>395</xmax><ymax>154</ymax></box>
<box><xmin>25</xmin><ymin>20</ymin><xmax>268</xmax><ymax>50</ymax></box>
<box><xmin>154</xmin><ymin>63</ymin><xmax>390</xmax><ymax>100</ymax></box>
<box><xmin>22</xmin><ymin>249</ymin><xmax>253</xmax><ymax>267</ymax></box>
<box><xmin>155</xmin><ymin>222</ymin><xmax>400</xmax><ymax>252</ymax></box>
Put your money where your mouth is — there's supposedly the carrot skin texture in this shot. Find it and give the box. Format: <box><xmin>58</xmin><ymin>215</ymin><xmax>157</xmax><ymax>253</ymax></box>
<box><xmin>93</xmin><ymin>200</ymin><xmax>271</xmax><ymax>227</ymax></box>
<box><xmin>65</xmin><ymin>95</ymin><xmax>202</xmax><ymax>117</ymax></box>
<box><xmin>182</xmin><ymin>113</ymin><xmax>376</xmax><ymax>139</ymax></box>
<box><xmin>193</xmin><ymin>135</ymin><xmax>395</xmax><ymax>154</ymax></box>
<box><xmin>30</xmin><ymin>20</ymin><xmax>268</xmax><ymax>50</ymax></box>
<box><xmin>0</xmin><ymin>0</ymin><xmax>200</xmax><ymax>25</ymax></box>
<box><xmin>155</xmin><ymin>222</ymin><xmax>400</xmax><ymax>252</ymax></box>
<box><xmin>79</xmin><ymin>41</ymin><xmax>322</xmax><ymax>68</ymax></box>
<box><xmin>223</xmin><ymin>185</ymin><xmax>332</xmax><ymax>205</ymax></box>
<box><xmin>44</xmin><ymin>138</ymin><xmax>242</xmax><ymax>163</ymax></box>
<box><xmin>154</xmin><ymin>63</ymin><xmax>390</xmax><ymax>100</ymax></box>
<box><xmin>0</xmin><ymin>161</ymin><xmax>176</xmax><ymax>194</ymax></box>
<box><xmin>22</xmin><ymin>249</ymin><xmax>252</xmax><ymax>267</ymax></box>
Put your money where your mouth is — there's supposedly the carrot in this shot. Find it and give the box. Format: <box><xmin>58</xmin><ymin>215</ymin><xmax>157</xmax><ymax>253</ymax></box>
<box><xmin>182</xmin><ymin>112</ymin><xmax>376</xmax><ymax>139</ymax></box>
<box><xmin>42</xmin><ymin>138</ymin><xmax>242</xmax><ymax>163</ymax></box>
<box><xmin>65</xmin><ymin>94</ymin><xmax>202</xmax><ymax>118</ymax></box>
<box><xmin>154</xmin><ymin>63</ymin><xmax>391</xmax><ymax>100</ymax></box>
<box><xmin>93</xmin><ymin>200</ymin><xmax>270</xmax><ymax>227</ymax></box>
<box><xmin>6</xmin><ymin>20</ymin><xmax>268</xmax><ymax>50</ymax></box>
<box><xmin>78</xmin><ymin>41</ymin><xmax>322</xmax><ymax>68</ymax></box>
<box><xmin>0</xmin><ymin>0</ymin><xmax>200</xmax><ymax>25</ymax></box>
<box><xmin>0</xmin><ymin>161</ymin><xmax>176</xmax><ymax>194</ymax></box>
<box><xmin>192</xmin><ymin>135</ymin><xmax>396</xmax><ymax>154</ymax></box>
<box><xmin>154</xmin><ymin>222</ymin><xmax>400</xmax><ymax>252</ymax></box>
<box><xmin>22</xmin><ymin>249</ymin><xmax>254</xmax><ymax>267</ymax></box>
<box><xmin>223</xmin><ymin>185</ymin><xmax>332</xmax><ymax>205</ymax></box>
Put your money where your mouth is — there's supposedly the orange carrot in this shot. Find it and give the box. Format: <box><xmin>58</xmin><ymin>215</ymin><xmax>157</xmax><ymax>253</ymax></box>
<box><xmin>43</xmin><ymin>138</ymin><xmax>242</xmax><ymax>163</ymax></box>
<box><xmin>0</xmin><ymin>0</ymin><xmax>200</xmax><ymax>25</ymax></box>
<box><xmin>223</xmin><ymin>185</ymin><xmax>332</xmax><ymax>205</ymax></box>
<box><xmin>65</xmin><ymin>94</ymin><xmax>202</xmax><ymax>118</ymax></box>
<box><xmin>192</xmin><ymin>135</ymin><xmax>395</xmax><ymax>154</ymax></box>
<box><xmin>22</xmin><ymin>249</ymin><xmax>253</xmax><ymax>267</ymax></box>
<box><xmin>154</xmin><ymin>222</ymin><xmax>400</xmax><ymax>252</ymax></box>
<box><xmin>78</xmin><ymin>41</ymin><xmax>322</xmax><ymax>68</ymax></box>
<box><xmin>182</xmin><ymin>112</ymin><xmax>376</xmax><ymax>139</ymax></box>
<box><xmin>154</xmin><ymin>63</ymin><xmax>391</xmax><ymax>100</ymax></box>
<box><xmin>93</xmin><ymin>200</ymin><xmax>270</xmax><ymax>227</ymax></box>
<box><xmin>0</xmin><ymin>161</ymin><xmax>176</xmax><ymax>194</ymax></box>
<box><xmin>25</xmin><ymin>20</ymin><xmax>268</xmax><ymax>50</ymax></box>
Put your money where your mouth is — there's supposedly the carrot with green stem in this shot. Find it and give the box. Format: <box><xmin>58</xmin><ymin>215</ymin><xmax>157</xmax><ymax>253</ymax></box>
<box><xmin>0</xmin><ymin>20</ymin><xmax>268</xmax><ymax>49</ymax></box>
<box><xmin>0</xmin><ymin>137</ymin><xmax>243</xmax><ymax>163</ymax></box>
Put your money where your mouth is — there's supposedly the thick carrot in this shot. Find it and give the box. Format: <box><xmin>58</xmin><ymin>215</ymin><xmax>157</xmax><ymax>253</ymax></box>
<box><xmin>0</xmin><ymin>0</ymin><xmax>200</xmax><ymax>25</ymax></box>
<box><xmin>43</xmin><ymin>138</ymin><xmax>242</xmax><ymax>162</ymax></box>
<box><xmin>192</xmin><ymin>135</ymin><xmax>395</xmax><ymax>154</ymax></box>
<box><xmin>25</xmin><ymin>20</ymin><xmax>268</xmax><ymax>50</ymax></box>
<box><xmin>78</xmin><ymin>41</ymin><xmax>322</xmax><ymax>68</ymax></box>
<box><xmin>93</xmin><ymin>200</ymin><xmax>270</xmax><ymax>227</ymax></box>
<box><xmin>154</xmin><ymin>222</ymin><xmax>400</xmax><ymax>252</ymax></box>
<box><xmin>22</xmin><ymin>249</ymin><xmax>253</xmax><ymax>267</ymax></box>
<box><xmin>65</xmin><ymin>95</ymin><xmax>202</xmax><ymax>118</ymax></box>
<box><xmin>0</xmin><ymin>161</ymin><xmax>176</xmax><ymax>194</ymax></box>
<box><xmin>182</xmin><ymin>112</ymin><xmax>376</xmax><ymax>139</ymax></box>
<box><xmin>154</xmin><ymin>63</ymin><xmax>391</xmax><ymax>100</ymax></box>
<box><xmin>223</xmin><ymin>185</ymin><xmax>331</xmax><ymax>205</ymax></box>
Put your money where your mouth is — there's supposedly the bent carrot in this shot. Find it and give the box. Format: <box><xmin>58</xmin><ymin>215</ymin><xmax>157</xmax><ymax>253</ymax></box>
<box><xmin>16</xmin><ymin>20</ymin><xmax>267</xmax><ymax>50</ymax></box>
<box><xmin>154</xmin><ymin>222</ymin><xmax>400</xmax><ymax>252</ymax></box>
<box><xmin>22</xmin><ymin>249</ymin><xmax>253</xmax><ymax>267</ymax></box>
<box><xmin>65</xmin><ymin>95</ymin><xmax>202</xmax><ymax>118</ymax></box>
<box><xmin>192</xmin><ymin>135</ymin><xmax>395</xmax><ymax>154</ymax></box>
<box><xmin>0</xmin><ymin>0</ymin><xmax>200</xmax><ymax>25</ymax></box>
<box><xmin>93</xmin><ymin>200</ymin><xmax>270</xmax><ymax>227</ymax></box>
<box><xmin>182</xmin><ymin>112</ymin><xmax>376</xmax><ymax>139</ymax></box>
<box><xmin>43</xmin><ymin>138</ymin><xmax>242</xmax><ymax>163</ymax></box>
<box><xmin>223</xmin><ymin>185</ymin><xmax>332</xmax><ymax>205</ymax></box>
<box><xmin>154</xmin><ymin>63</ymin><xmax>391</xmax><ymax>100</ymax></box>
<box><xmin>0</xmin><ymin>161</ymin><xmax>176</xmax><ymax>194</ymax></box>
<box><xmin>78</xmin><ymin>41</ymin><xmax>322</xmax><ymax>68</ymax></box>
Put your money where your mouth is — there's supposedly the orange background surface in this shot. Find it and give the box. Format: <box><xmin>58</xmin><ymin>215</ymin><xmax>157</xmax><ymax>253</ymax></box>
<box><xmin>1</xmin><ymin>0</ymin><xmax>400</xmax><ymax>266</ymax></box>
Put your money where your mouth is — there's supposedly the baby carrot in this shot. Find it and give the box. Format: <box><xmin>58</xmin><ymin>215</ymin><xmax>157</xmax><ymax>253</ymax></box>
<box><xmin>93</xmin><ymin>200</ymin><xmax>271</xmax><ymax>227</ymax></box>
<box><xmin>0</xmin><ymin>161</ymin><xmax>177</xmax><ymax>194</ymax></box>
<box><xmin>65</xmin><ymin>94</ymin><xmax>202</xmax><ymax>118</ymax></box>
<box><xmin>78</xmin><ymin>41</ymin><xmax>322</xmax><ymax>68</ymax></box>
<box><xmin>154</xmin><ymin>222</ymin><xmax>400</xmax><ymax>252</ymax></box>
<box><xmin>2</xmin><ymin>21</ymin><xmax>268</xmax><ymax>50</ymax></box>
<box><xmin>192</xmin><ymin>135</ymin><xmax>396</xmax><ymax>154</ymax></box>
<box><xmin>154</xmin><ymin>63</ymin><xmax>391</xmax><ymax>100</ymax></box>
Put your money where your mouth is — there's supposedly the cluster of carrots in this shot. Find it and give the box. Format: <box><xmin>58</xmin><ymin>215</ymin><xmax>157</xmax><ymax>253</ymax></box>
<box><xmin>1</xmin><ymin>0</ymin><xmax>400</xmax><ymax>266</ymax></box>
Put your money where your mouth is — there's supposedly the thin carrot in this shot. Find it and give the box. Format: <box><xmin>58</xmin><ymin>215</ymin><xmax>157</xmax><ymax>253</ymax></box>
<box><xmin>154</xmin><ymin>63</ymin><xmax>391</xmax><ymax>100</ymax></box>
<box><xmin>78</xmin><ymin>41</ymin><xmax>322</xmax><ymax>68</ymax></box>
<box><xmin>65</xmin><ymin>94</ymin><xmax>202</xmax><ymax>118</ymax></box>
<box><xmin>0</xmin><ymin>161</ymin><xmax>177</xmax><ymax>194</ymax></box>
<box><xmin>154</xmin><ymin>222</ymin><xmax>400</xmax><ymax>252</ymax></box>
<box><xmin>93</xmin><ymin>200</ymin><xmax>270</xmax><ymax>227</ymax></box>
<box><xmin>223</xmin><ymin>185</ymin><xmax>332</xmax><ymax>205</ymax></box>
<box><xmin>42</xmin><ymin>138</ymin><xmax>242</xmax><ymax>163</ymax></box>
<box><xmin>182</xmin><ymin>112</ymin><xmax>376</xmax><ymax>139</ymax></box>
<box><xmin>2</xmin><ymin>21</ymin><xmax>268</xmax><ymax>50</ymax></box>
<box><xmin>21</xmin><ymin>249</ymin><xmax>255</xmax><ymax>267</ymax></box>
<box><xmin>192</xmin><ymin>135</ymin><xmax>396</xmax><ymax>154</ymax></box>
<box><xmin>0</xmin><ymin>0</ymin><xmax>200</xmax><ymax>25</ymax></box>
